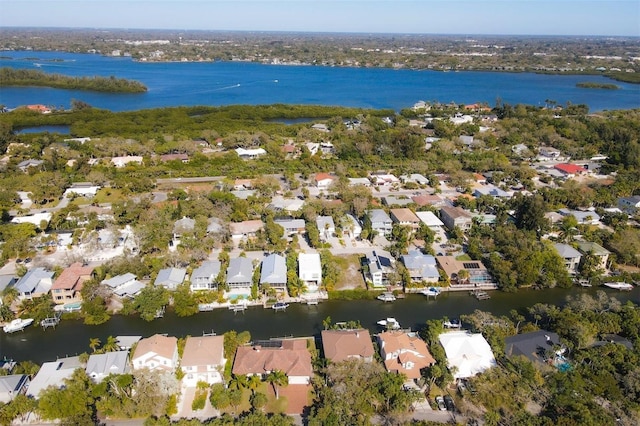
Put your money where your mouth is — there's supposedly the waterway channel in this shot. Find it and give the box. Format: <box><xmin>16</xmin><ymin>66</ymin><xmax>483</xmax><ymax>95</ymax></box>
<box><xmin>1</xmin><ymin>286</ymin><xmax>638</xmax><ymax>364</ymax></box>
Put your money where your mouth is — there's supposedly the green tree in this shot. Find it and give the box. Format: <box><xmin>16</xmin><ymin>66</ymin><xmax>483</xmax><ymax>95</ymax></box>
<box><xmin>172</xmin><ymin>283</ymin><xmax>199</xmax><ymax>317</ymax></box>
<box><xmin>266</xmin><ymin>370</ymin><xmax>288</xmax><ymax>400</ymax></box>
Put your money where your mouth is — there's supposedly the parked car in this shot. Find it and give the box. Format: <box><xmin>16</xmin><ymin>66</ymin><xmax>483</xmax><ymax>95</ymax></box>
<box><xmin>435</xmin><ymin>396</ymin><xmax>446</xmax><ymax>411</ymax></box>
<box><xmin>444</xmin><ymin>395</ymin><xmax>455</xmax><ymax>412</ymax></box>
<box><xmin>457</xmin><ymin>379</ymin><xmax>467</xmax><ymax>394</ymax></box>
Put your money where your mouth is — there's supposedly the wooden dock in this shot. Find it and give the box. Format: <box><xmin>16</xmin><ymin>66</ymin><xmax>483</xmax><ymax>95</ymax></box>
<box><xmin>41</xmin><ymin>312</ymin><xmax>62</xmax><ymax>330</ymax></box>
<box><xmin>471</xmin><ymin>290</ymin><xmax>491</xmax><ymax>300</ymax></box>
<box><xmin>229</xmin><ymin>303</ymin><xmax>247</xmax><ymax>314</ymax></box>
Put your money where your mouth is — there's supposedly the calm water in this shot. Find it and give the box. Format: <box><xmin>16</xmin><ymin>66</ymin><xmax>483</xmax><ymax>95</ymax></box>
<box><xmin>16</xmin><ymin>125</ymin><xmax>71</xmax><ymax>134</ymax></box>
<box><xmin>1</xmin><ymin>51</ymin><xmax>639</xmax><ymax>112</ymax></box>
<box><xmin>1</xmin><ymin>286</ymin><xmax>638</xmax><ymax>363</ymax></box>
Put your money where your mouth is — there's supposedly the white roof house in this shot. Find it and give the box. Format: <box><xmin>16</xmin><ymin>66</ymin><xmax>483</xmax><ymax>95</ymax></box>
<box><xmin>85</xmin><ymin>351</ymin><xmax>130</xmax><ymax>382</ymax></box>
<box><xmin>102</xmin><ymin>273</ymin><xmax>145</xmax><ymax>297</ymax></box>
<box><xmin>415</xmin><ymin>211</ymin><xmax>444</xmax><ymax>229</ymax></box>
<box><xmin>11</xmin><ymin>212</ymin><xmax>52</xmax><ymax>227</ymax></box>
<box><xmin>260</xmin><ymin>254</ymin><xmax>287</xmax><ymax>289</ymax></box>
<box><xmin>438</xmin><ymin>331</ymin><xmax>496</xmax><ymax>379</ymax></box>
<box><xmin>111</xmin><ymin>156</ymin><xmax>143</xmax><ymax>167</ymax></box>
<box><xmin>26</xmin><ymin>358</ymin><xmax>80</xmax><ymax>398</ymax></box>
<box><xmin>316</xmin><ymin>216</ymin><xmax>336</xmax><ymax>240</ymax></box>
<box><xmin>299</xmin><ymin>253</ymin><xmax>322</xmax><ymax>289</ymax></box>
<box><xmin>343</xmin><ymin>214</ymin><xmax>362</xmax><ymax>238</ymax></box>
<box><xmin>154</xmin><ymin>268</ymin><xmax>187</xmax><ymax>290</ymax></box>
<box><xmin>191</xmin><ymin>261</ymin><xmax>221</xmax><ymax>291</ymax></box>
<box><xmin>13</xmin><ymin>268</ymin><xmax>54</xmax><ymax>299</ymax></box>
<box><xmin>401</xmin><ymin>250</ymin><xmax>440</xmax><ymax>283</ymax></box>
<box><xmin>235</xmin><ymin>148</ymin><xmax>266</xmax><ymax>159</ymax></box>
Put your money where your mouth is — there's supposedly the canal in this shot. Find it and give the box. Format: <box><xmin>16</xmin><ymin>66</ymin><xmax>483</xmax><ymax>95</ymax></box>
<box><xmin>1</xmin><ymin>286</ymin><xmax>638</xmax><ymax>364</ymax></box>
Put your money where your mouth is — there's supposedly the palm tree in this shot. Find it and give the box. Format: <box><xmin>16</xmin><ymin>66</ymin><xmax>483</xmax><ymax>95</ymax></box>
<box><xmin>102</xmin><ymin>335</ymin><xmax>119</xmax><ymax>352</ymax></box>
<box><xmin>228</xmin><ymin>374</ymin><xmax>248</xmax><ymax>391</ymax></box>
<box><xmin>266</xmin><ymin>370</ymin><xmax>288</xmax><ymax>399</ymax></box>
<box><xmin>247</xmin><ymin>374</ymin><xmax>262</xmax><ymax>396</ymax></box>
<box><xmin>89</xmin><ymin>337</ymin><xmax>101</xmax><ymax>353</ymax></box>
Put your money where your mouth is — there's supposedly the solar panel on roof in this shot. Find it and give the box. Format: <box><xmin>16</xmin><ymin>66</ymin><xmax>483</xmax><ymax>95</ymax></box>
<box><xmin>463</xmin><ymin>262</ymin><xmax>480</xmax><ymax>269</ymax></box>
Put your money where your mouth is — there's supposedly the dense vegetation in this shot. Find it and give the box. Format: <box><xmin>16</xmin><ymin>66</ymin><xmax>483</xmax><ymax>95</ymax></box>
<box><xmin>0</xmin><ymin>67</ymin><xmax>147</xmax><ymax>93</ymax></box>
<box><xmin>576</xmin><ymin>82</ymin><xmax>619</xmax><ymax>89</ymax></box>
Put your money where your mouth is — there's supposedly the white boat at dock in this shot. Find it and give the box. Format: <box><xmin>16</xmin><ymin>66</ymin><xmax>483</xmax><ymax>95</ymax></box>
<box><xmin>377</xmin><ymin>317</ymin><xmax>400</xmax><ymax>330</ymax></box>
<box><xmin>420</xmin><ymin>287</ymin><xmax>441</xmax><ymax>297</ymax></box>
<box><xmin>377</xmin><ymin>292</ymin><xmax>397</xmax><ymax>302</ymax></box>
<box><xmin>272</xmin><ymin>302</ymin><xmax>290</xmax><ymax>311</ymax></box>
<box><xmin>3</xmin><ymin>318</ymin><xmax>34</xmax><ymax>333</ymax></box>
<box><xmin>443</xmin><ymin>318</ymin><xmax>461</xmax><ymax>329</ymax></box>
<box><xmin>603</xmin><ymin>282</ymin><xmax>634</xmax><ymax>291</ymax></box>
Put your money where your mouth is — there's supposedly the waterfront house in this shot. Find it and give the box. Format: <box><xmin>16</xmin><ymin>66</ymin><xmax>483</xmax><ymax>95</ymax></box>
<box><xmin>191</xmin><ymin>261</ymin><xmax>221</xmax><ymax>291</ymax></box>
<box><xmin>275</xmin><ymin>218</ymin><xmax>306</xmax><ymax>236</ymax></box>
<box><xmin>365</xmin><ymin>250</ymin><xmax>395</xmax><ymax>288</ymax></box>
<box><xmin>378</xmin><ymin>331</ymin><xmax>436</xmax><ymax>380</ymax></box>
<box><xmin>232</xmin><ymin>339</ymin><xmax>312</xmax><ymax>385</ymax></box>
<box><xmin>575</xmin><ymin>241</ymin><xmax>610</xmax><ymax>271</ymax></box>
<box><xmin>230</xmin><ymin>220</ymin><xmax>264</xmax><ymax>240</ymax></box>
<box><xmin>439</xmin><ymin>331</ymin><xmax>496</xmax><ymax>379</ymax></box>
<box><xmin>26</xmin><ymin>357</ymin><xmax>81</xmax><ymax>398</ymax></box>
<box><xmin>51</xmin><ymin>262</ymin><xmax>94</xmax><ymax>305</ymax></box>
<box><xmin>553</xmin><ymin>243</ymin><xmax>582</xmax><ymax>275</ymax></box>
<box><xmin>439</xmin><ymin>206</ymin><xmax>473</xmax><ymax>231</ymax></box>
<box><xmin>617</xmin><ymin>195</ymin><xmax>640</xmax><ymax>214</ymax></box>
<box><xmin>102</xmin><ymin>273</ymin><xmax>145</xmax><ymax>298</ymax></box>
<box><xmin>132</xmin><ymin>334</ymin><xmax>179</xmax><ymax>373</ymax></box>
<box><xmin>316</xmin><ymin>216</ymin><xmax>336</xmax><ymax>240</ymax></box>
<box><xmin>0</xmin><ymin>275</ymin><xmax>17</xmax><ymax>304</ymax></box>
<box><xmin>436</xmin><ymin>256</ymin><xmax>493</xmax><ymax>287</ymax></box>
<box><xmin>321</xmin><ymin>329</ymin><xmax>375</xmax><ymax>363</ymax></box>
<box><xmin>85</xmin><ymin>351</ymin><xmax>130</xmax><ymax>382</ymax></box>
<box><xmin>181</xmin><ymin>335</ymin><xmax>226</xmax><ymax>387</ymax></box>
<box><xmin>367</xmin><ymin>209</ymin><xmax>393</xmax><ymax>237</ymax></box>
<box><xmin>299</xmin><ymin>253</ymin><xmax>322</xmax><ymax>290</ymax></box>
<box><xmin>260</xmin><ymin>254</ymin><xmax>287</xmax><ymax>293</ymax></box>
<box><xmin>110</xmin><ymin>156</ymin><xmax>143</xmax><ymax>168</ymax></box>
<box><xmin>504</xmin><ymin>330</ymin><xmax>561</xmax><ymax>367</ymax></box>
<box><xmin>0</xmin><ymin>375</ymin><xmax>30</xmax><ymax>403</ymax></box>
<box><xmin>314</xmin><ymin>172</ymin><xmax>336</xmax><ymax>190</ymax></box>
<box><xmin>154</xmin><ymin>268</ymin><xmax>187</xmax><ymax>290</ymax></box>
<box><xmin>13</xmin><ymin>267</ymin><xmax>54</xmax><ymax>300</ymax></box>
<box><xmin>401</xmin><ymin>250</ymin><xmax>440</xmax><ymax>283</ymax></box>
<box><xmin>226</xmin><ymin>257</ymin><xmax>254</xmax><ymax>291</ymax></box>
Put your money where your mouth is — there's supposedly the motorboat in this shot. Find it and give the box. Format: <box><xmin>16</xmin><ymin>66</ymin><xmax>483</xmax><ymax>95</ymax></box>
<box><xmin>443</xmin><ymin>318</ymin><xmax>462</xmax><ymax>329</ymax></box>
<box><xmin>3</xmin><ymin>318</ymin><xmax>34</xmax><ymax>333</ymax></box>
<box><xmin>272</xmin><ymin>302</ymin><xmax>290</xmax><ymax>311</ymax></box>
<box><xmin>377</xmin><ymin>317</ymin><xmax>400</xmax><ymax>330</ymax></box>
<box><xmin>603</xmin><ymin>282</ymin><xmax>634</xmax><ymax>291</ymax></box>
<box><xmin>377</xmin><ymin>292</ymin><xmax>396</xmax><ymax>302</ymax></box>
<box><xmin>420</xmin><ymin>287</ymin><xmax>441</xmax><ymax>297</ymax></box>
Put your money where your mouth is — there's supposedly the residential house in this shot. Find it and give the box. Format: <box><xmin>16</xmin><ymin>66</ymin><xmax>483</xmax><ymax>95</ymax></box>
<box><xmin>378</xmin><ymin>331</ymin><xmax>436</xmax><ymax>380</ymax></box>
<box><xmin>371</xmin><ymin>173</ymin><xmax>400</xmax><ymax>187</ymax></box>
<box><xmin>554</xmin><ymin>163</ymin><xmax>587</xmax><ymax>178</ymax></box>
<box><xmin>411</xmin><ymin>194</ymin><xmax>446</xmax><ymax>208</ymax></box>
<box><xmin>316</xmin><ymin>216</ymin><xmax>336</xmax><ymax>240</ymax></box>
<box><xmin>85</xmin><ymin>351</ymin><xmax>130</xmax><ymax>382</ymax></box>
<box><xmin>275</xmin><ymin>218</ymin><xmax>306</xmax><ymax>236</ymax></box>
<box><xmin>554</xmin><ymin>243</ymin><xmax>582</xmax><ymax>275</ymax></box>
<box><xmin>0</xmin><ymin>375</ymin><xmax>30</xmax><ymax>403</ymax></box>
<box><xmin>159</xmin><ymin>153</ymin><xmax>189</xmax><ymax>163</ymax></box>
<box><xmin>436</xmin><ymin>256</ymin><xmax>493</xmax><ymax>287</ymax></box>
<box><xmin>401</xmin><ymin>251</ymin><xmax>440</xmax><ymax>283</ymax></box>
<box><xmin>17</xmin><ymin>159</ymin><xmax>44</xmax><ymax>173</ymax></box>
<box><xmin>383</xmin><ymin>195</ymin><xmax>414</xmax><ymax>207</ymax></box>
<box><xmin>233</xmin><ymin>179</ymin><xmax>254</xmax><ymax>190</ymax></box>
<box><xmin>415</xmin><ymin>211</ymin><xmax>444</xmax><ymax>231</ymax></box>
<box><xmin>260</xmin><ymin>254</ymin><xmax>287</xmax><ymax>293</ymax></box>
<box><xmin>400</xmin><ymin>173</ymin><xmax>430</xmax><ymax>186</ymax></box>
<box><xmin>232</xmin><ymin>339</ymin><xmax>312</xmax><ymax>385</ymax></box>
<box><xmin>367</xmin><ymin>209</ymin><xmax>393</xmax><ymax>237</ymax></box>
<box><xmin>51</xmin><ymin>262</ymin><xmax>94</xmax><ymax>305</ymax></box>
<box><xmin>348</xmin><ymin>177</ymin><xmax>372</xmax><ymax>187</ymax></box>
<box><xmin>0</xmin><ymin>275</ymin><xmax>17</xmax><ymax>305</ymax></box>
<box><xmin>131</xmin><ymin>334</ymin><xmax>179</xmax><ymax>373</ymax></box>
<box><xmin>102</xmin><ymin>273</ymin><xmax>145</xmax><ymax>298</ymax></box>
<box><xmin>111</xmin><ymin>156</ymin><xmax>143</xmax><ymax>168</ymax></box>
<box><xmin>439</xmin><ymin>331</ymin><xmax>496</xmax><ymax>379</ymax></box>
<box><xmin>439</xmin><ymin>206</ymin><xmax>473</xmax><ymax>231</ymax></box>
<box><xmin>299</xmin><ymin>253</ymin><xmax>322</xmax><ymax>290</ymax></box>
<box><xmin>321</xmin><ymin>329</ymin><xmax>375</xmax><ymax>363</ymax></box>
<box><xmin>191</xmin><ymin>261</ymin><xmax>221</xmax><ymax>291</ymax></box>
<box><xmin>473</xmin><ymin>184</ymin><xmax>512</xmax><ymax>199</ymax></box>
<box><xmin>235</xmin><ymin>147</ymin><xmax>266</xmax><ymax>159</ymax></box>
<box><xmin>26</xmin><ymin>357</ymin><xmax>82</xmax><ymax>398</ymax></box>
<box><xmin>13</xmin><ymin>268</ymin><xmax>54</xmax><ymax>300</ymax></box>
<box><xmin>558</xmin><ymin>209</ymin><xmax>600</xmax><ymax>225</ymax></box>
<box><xmin>172</xmin><ymin>216</ymin><xmax>195</xmax><ymax>250</ymax></box>
<box><xmin>226</xmin><ymin>257</ymin><xmax>254</xmax><ymax>291</ymax></box>
<box><xmin>154</xmin><ymin>267</ymin><xmax>186</xmax><ymax>290</ymax></box>
<box><xmin>11</xmin><ymin>212</ymin><xmax>52</xmax><ymax>227</ymax></box>
<box><xmin>365</xmin><ymin>250</ymin><xmax>395</xmax><ymax>288</ymax></box>
<box><xmin>343</xmin><ymin>214</ymin><xmax>362</xmax><ymax>239</ymax></box>
<box><xmin>314</xmin><ymin>173</ymin><xmax>336</xmax><ymax>190</ymax></box>
<box><xmin>617</xmin><ymin>195</ymin><xmax>640</xmax><ymax>214</ymax></box>
<box><xmin>230</xmin><ymin>220</ymin><xmax>264</xmax><ymax>240</ymax></box>
<box><xmin>181</xmin><ymin>335</ymin><xmax>226</xmax><ymax>387</ymax></box>
<box><xmin>538</xmin><ymin>146</ymin><xmax>562</xmax><ymax>159</ymax></box>
<box><xmin>575</xmin><ymin>241</ymin><xmax>610</xmax><ymax>271</ymax></box>
<box><xmin>269</xmin><ymin>196</ymin><xmax>305</xmax><ymax>213</ymax></box>
<box><xmin>62</xmin><ymin>182</ymin><xmax>101</xmax><ymax>198</ymax></box>
<box><xmin>504</xmin><ymin>330</ymin><xmax>561</xmax><ymax>366</ymax></box>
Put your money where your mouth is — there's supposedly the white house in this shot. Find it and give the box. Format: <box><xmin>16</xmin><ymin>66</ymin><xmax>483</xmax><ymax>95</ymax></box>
<box><xmin>343</xmin><ymin>214</ymin><xmax>362</xmax><ymax>239</ymax></box>
<box><xmin>13</xmin><ymin>268</ymin><xmax>54</xmax><ymax>300</ymax></box>
<box><xmin>180</xmin><ymin>335</ymin><xmax>226</xmax><ymax>387</ymax></box>
<box><xmin>102</xmin><ymin>273</ymin><xmax>145</xmax><ymax>298</ymax></box>
<box><xmin>85</xmin><ymin>351</ymin><xmax>130</xmax><ymax>382</ymax></box>
<box><xmin>314</xmin><ymin>173</ymin><xmax>336</xmax><ymax>190</ymax></box>
<box><xmin>111</xmin><ymin>156</ymin><xmax>143</xmax><ymax>168</ymax></box>
<box><xmin>235</xmin><ymin>147</ymin><xmax>266</xmax><ymax>159</ymax></box>
<box><xmin>439</xmin><ymin>331</ymin><xmax>496</xmax><ymax>379</ymax></box>
<box><xmin>191</xmin><ymin>261</ymin><xmax>221</xmax><ymax>291</ymax></box>
<box><xmin>131</xmin><ymin>334</ymin><xmax>179</xmax><ymax>373</ymax></box>
<box><xmin>316</xmin><ymin>216</ymin><xmax>336</xmax><ymax>240</ymax></box>
<box><xmin>299</xmin><ymin>253</ymin><xmax>322</xmax><ymax>290</ymax></box>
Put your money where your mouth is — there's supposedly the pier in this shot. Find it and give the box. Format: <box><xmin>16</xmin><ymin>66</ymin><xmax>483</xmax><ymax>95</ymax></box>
<box><xmin>471</xmin><ymin>290</ymin><xmax>491</xmax><ymax>300</ymax></box>
<box><xmin>41</xmin><ymin>312</ymin><xmax>62</xmax><ymax>330</ymax></box>
<box><xmin>229</xmin><ymin>303</ymin><xmax>247</xmax><ymax>314</ymax></box>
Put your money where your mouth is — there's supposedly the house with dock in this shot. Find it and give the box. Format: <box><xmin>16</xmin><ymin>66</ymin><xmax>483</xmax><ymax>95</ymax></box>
<box><xmin>226</xmin><ymin>257</ymin><xmax>254</xmax><ymax>293</ymax></box>
<box><xmin>401</xmin><ymin>250</ymin><xmax>440</xmax><ymax>283</ymax></box>
<box><xmin>85</xmin><ymin>351</ymin><xmax>130</xmax><ymax>382</ymax></box>
<box><xmin>102</xmin><ymin>273</ymin><xmax>145</xmax><ymax>298</ymax></box>
<box><xmin>180</xmin><ymin>335</ymin><xmax>226</xmax><ymax>387</ymax></box>
<box><xmin>132</xmin><ymin>334</ymin><xmax>179</xmax><ymax>373</ymax></box>
<box><xmin>260</xmin><ymin>254</ymin><xmax>288</xmax><ymax>294</ymax></box>
<box><xmin>13</xmin><ymin>268</ymin><xmax>54</xmax><ymax>300</ymax></box>
<box><xmin>51</xmin><ymin>262</ymin><xmax>94</xmax><ymax>305</ymax></box>
<box><xmin>154</xmin><ymin>267</ymin><xmax>187</xmax><ymax>290</ymax></box>
<box><xmin>321</xmin><ymin>329</ymin><xmax>375</xmax><ymax>363</ymax></box>
<box><xmin>299</xmin><ymin>253</ymin><xmax>322</xmax><ymax>291</ymax></box>
<box><xmin>190</xmin><ymin>261</ymin><xmax>221</xmax><ymax>291</ymax></box>
<box><xmin>378</xmin><ymin>331</ymin><xmax>436</xmax><ymax>380</ymax></box>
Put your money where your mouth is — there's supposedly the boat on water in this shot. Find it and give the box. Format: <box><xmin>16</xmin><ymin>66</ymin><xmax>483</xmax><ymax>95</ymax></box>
<box><xmin>3</xmin><ymin>318</ymin><xmax>34</xmax><ymax>333</ymax></box>
<box><xmin>603</xmin><ymin>282</ymin><xmax>634</xmax><ymax>291</ymax></box>
<box><xmin>377</xmin><ymin>317</ymin><xmax>401</xmax><ymax>330</ymax></box>
<box><xmin>377</xmin><ymin>292</ymin><xmax>397</xmax><ymax>302</ymax></box>
<box><xmin>443</xmin><ymin>318</ymin><xmax>462</xmax><ymax>329</ymax></box>
<box><xmin>420</xmin><ymin>287</ymin><xmax>441</xmax><ymax>297</ymax></box>
<box><xmin>272</xmin><ymin>302</ymin><xmax>290</xmax><ymax>311</ymax></box>
<box><xmin>577</xmin><ymin>279</ymin><xmax>592</xmax><ymax>288</ymax></box>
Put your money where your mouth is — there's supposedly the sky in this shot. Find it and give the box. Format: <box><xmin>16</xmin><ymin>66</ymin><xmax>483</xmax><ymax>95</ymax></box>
<box><xmin>0</xmin><ymin>0</ymin><xmax>638</xmax><ymax>36</ymax></box>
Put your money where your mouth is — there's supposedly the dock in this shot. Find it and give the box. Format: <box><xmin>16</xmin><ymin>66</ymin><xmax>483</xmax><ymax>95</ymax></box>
<box><xmin>306</xmin><ymin>298</ymin><xmax>319</xmax><ymax>305</ymax></box>
<box><xmin>471</xmin><ymin>290</ymin><xmax>491</xmax><ymax>300</ymax></box>
<box><xmin>229</xmin><ymin>304</ymin><xmax>247</xmax><ymax>314</ymax></box>
<box><xmin>41</xmin><ymin>312</ymin><xmax>62</xmax><ymax>330</ymax></box>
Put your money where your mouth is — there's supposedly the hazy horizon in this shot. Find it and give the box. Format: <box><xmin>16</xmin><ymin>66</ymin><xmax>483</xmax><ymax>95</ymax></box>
<box><xmin>0</xmin><ymin>1</ymin><xmax>638</xmax><ymax>37</ymax></box>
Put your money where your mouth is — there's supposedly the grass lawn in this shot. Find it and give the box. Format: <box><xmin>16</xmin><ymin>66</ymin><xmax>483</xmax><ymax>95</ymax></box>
<box><xmin>455</xmin><ymin>254</ymin><xmax>472</xmax><ymax>261</ymax></box>
<box><xmin>334</xmin><ymin>254</ymin><xmax>366</xmax><ymax>290</ymax></box>
<box><xmin>93</xmin><ymin>188</ymin><xmax>127</xmax><ymax>203</ymax></box>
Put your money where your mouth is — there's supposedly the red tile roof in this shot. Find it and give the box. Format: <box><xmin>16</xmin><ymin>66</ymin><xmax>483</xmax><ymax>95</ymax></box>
<box><xmin>554</xmin><ymin>163</ymin><xmax>586</xmax><ymax>175</ymax></box>
<box><xmin>51</xmin><ymin>262</ymin><xmax>94</xmax><ymax>291</ymax></box>
<box><xmin>314</xmin><ymin>173</ymin><xmax>335</xmax><ymax>182</ymax></box>
<box><xmin>232</xmin><ymin>339</ymin><xmax>312</xmax><ymax>378</ymax></box>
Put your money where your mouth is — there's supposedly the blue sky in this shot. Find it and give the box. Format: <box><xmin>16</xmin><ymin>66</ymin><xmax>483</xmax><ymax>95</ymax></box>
<box><xmin>1</xmin><ymin>1</ymin><xmax>638</xmax><ymax>36</ymax></box>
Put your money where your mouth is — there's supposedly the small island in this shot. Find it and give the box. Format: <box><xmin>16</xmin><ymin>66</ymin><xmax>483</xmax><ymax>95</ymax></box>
<box><xmin>0</xmin><ymin>67</ymin><xmax>147</xmax><ymax>93</ymax></box>
<box><xmin>576</xmin><ymin>81</ymin><xmax>620</xmax><ymax>90</ymax></box>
